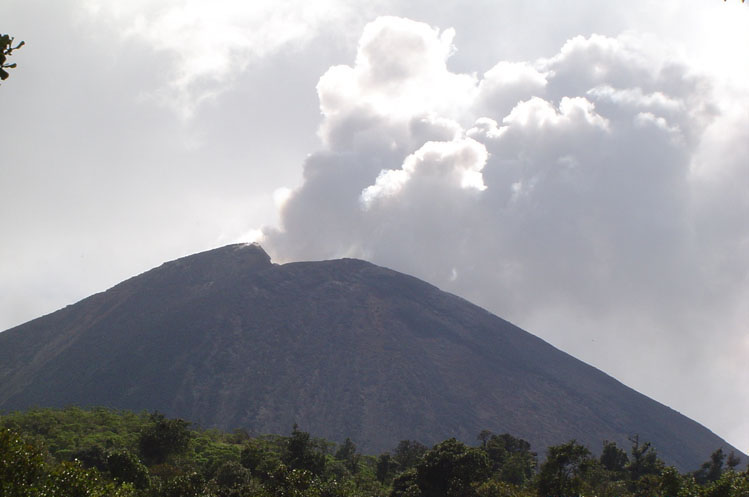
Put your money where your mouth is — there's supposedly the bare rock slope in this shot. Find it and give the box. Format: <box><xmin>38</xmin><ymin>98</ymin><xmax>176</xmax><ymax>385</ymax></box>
<box><xmin>0</xmin><ymin>244</ymin><xmax>741</xmax><ymax>469</ymax></box>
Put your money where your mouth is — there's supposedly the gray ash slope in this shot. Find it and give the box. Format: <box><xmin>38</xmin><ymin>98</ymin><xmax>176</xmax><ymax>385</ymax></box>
<box><xmin>0</xmin><ymin>243</ymin><xmax>742</xmax><ymax>469</ymax></box>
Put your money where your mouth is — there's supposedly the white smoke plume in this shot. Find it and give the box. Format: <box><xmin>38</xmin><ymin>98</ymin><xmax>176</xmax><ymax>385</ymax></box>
<box><xmin>264</xmin><ymin>17</ymin><xmax>749</xmax><ymax>450</ymax></box>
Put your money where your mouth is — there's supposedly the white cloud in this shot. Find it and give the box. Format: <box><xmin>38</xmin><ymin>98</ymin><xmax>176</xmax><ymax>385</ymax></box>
<box><xmin>83</xmin><ymin>0</ymin><xmax>384</xmax><ymax>116</ymax></box>
<box><xmin>361</xmin><ymin>137</ymin><xmax>488</xmax><ymax>208</ymax></box>
<box><xmin>475</xmin><ymin>61</ymin><xmax>547</xmax><ymax>120</ymax></box>
<box><xmin>316</xmin><ymin>16</ymin><xmax>478</xmax><ymax>143</ymax></box>
<box><xmin>4</xmin><ymin>0</ymin><xmax>749</xmax><ymax>456</ymax></box>
<box><xmin>264</xmin><ymin>16</ymin><xmax>749</xmax><ymax>452</ymax></box>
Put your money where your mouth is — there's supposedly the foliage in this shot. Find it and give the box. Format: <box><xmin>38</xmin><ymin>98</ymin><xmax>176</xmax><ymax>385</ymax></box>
<box><xmin>627</xmin><ymin>435</ymin><xmax>664</xmax><ymax>481</ymax></box>
<box><xmin>702</xmin><ymin>469</ymin><xmax>749</xmax><ymax>497</ymax></box>
<box><xmin>0</xmin><ymin>33</ymin><xmax>24</xmax><ymax>82</ymax></box>
<box><xmin>212</xmin><ymin>460</ymin><xmax>251</xmax><ymax>495</ymax></box>
<box><xmin>393</xmin><ymin>440</ymin><xmax>428</xmax><ymax>470</ymax></box>
<box><xmin>626</xmin><ymin>435</ymin><xmax>666</xmax><ymax>496</ymax></box>
<box><xmin>0</xmin><ymin>406</ymin><xmax>151</xmax><ymax>459</ymax></box>
<box><xmin>335</xmin><ymin>437</ymin><xmax>361</xmax><ymax>474</ymax></box>
<box><xmin>108</xmin><ymin>450</ymin><xmax>151</xmax><ymax>489</ymax></box>
<box><xmin>600</xmin><ymin>440</ymin><xmax>628</xmax><ymax>473</ymax></box>
<box><xmin>2</xmin><ymin>407</ymin><xmax>748</xmax><ymax>497</ymax></box>
<box><xmin>479</xmin><ymin>431</ymin><xmax>537</xmax><ymax>485</ymax></box>
<box><xmin>45</xmin><ymin>460</ymin><xmax>134</xmax><ymax>497</ymax></box>
<box><xmin>240</xmin><ymin>437</ymin><xmax>282</xmax><ymax>481</ymax></box>
<box><xmin>414</xmin><ymin>438</ymin><xmax>491</xmax><ymax>497</ymax></box>
<box><xmin>0</xmin><ymin>428</ymin><xmax>134</xmax><ymax>497</ymax></box>
<box><xmin>475</xmin><ymin>479</ymin><xmax>534</xmax><ymax>497</ymax></box>
<box><xmin>159</xmin><ymin>471</ymin><xmax>209</xmax><ymax>497</ymax></box>
<box><xmin>695</xmin><ymin>449</ymin><xmax>728</xmax><ymax>484</ymax></box>
<box><xmin>390</xmin><ymin>468</ymin><xmax>420</xmax><ymax>497</ymax></box>
<box><xmin>536</xmin><ymin>440</ymin><xmax>594</xmax><ymax>497</ymax></box>
<box><xmin>138</xmin><ymin>412</ymin><xmax>192</xmax><ymax>466</ymax></box>
<box><xmin>281</xmin><ymin>424</ymin><xmax>328</xmax><ymax>476</ymax></box>
<box><xmin>0</xmin><ymin>427</ymin><xmax>47</xmax><ymax>497</ymax></box>
<box><xmin>376</xmin><ymin>453</ymin><xmax>399</xmax><ymax>483</ymax></box>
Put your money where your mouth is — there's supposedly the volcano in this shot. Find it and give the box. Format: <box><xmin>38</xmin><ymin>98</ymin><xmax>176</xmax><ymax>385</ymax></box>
<box><xmin>0</xmin><ymin>243</ymin><xmax>741</xmax><ymax>470</ymax></box>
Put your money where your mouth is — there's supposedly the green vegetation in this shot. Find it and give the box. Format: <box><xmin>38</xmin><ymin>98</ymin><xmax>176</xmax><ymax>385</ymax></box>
<box><xmin>1</xmin><ymin>34</ymin><xmax>24</xmax><ymax>82</ymax></box>
<box><xmin>1</xmin><ymin>407</ymin><xmax>747</xmax><ymax>497</ymax></box>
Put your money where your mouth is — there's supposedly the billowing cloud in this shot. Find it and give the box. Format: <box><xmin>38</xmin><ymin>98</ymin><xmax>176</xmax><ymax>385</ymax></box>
<box><xmin>3</xmin><ymin>0</ymin><xmax>748</xmax><ymax>456</ymax></box>
<box><xmin>83</xmin><ymin>0</ymin><xmax>386</xmax><ymax>116</ymax></box>
<box><xmin>264</xmin><ymin>17</ymin><xmax>749</xmax><ymax>450</ymax></box>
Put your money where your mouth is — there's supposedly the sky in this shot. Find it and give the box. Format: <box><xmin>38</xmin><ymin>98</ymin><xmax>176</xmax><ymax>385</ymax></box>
<box><xmin>1</xmin><ymin>0</ymin><xmax>748</xmax><ymax>455</ymax></box>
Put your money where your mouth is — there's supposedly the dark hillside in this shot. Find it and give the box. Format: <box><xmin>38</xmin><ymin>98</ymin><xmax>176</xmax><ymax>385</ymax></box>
<box><xmin>0</xmin><ymin>243</ymin><xmax>742</xmax><ymax>470</ymax></box>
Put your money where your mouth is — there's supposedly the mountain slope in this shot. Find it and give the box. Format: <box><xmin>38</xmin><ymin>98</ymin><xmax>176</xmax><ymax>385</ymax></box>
<box><xmin>0</xmin><ymin>243</ymin><xmax>741</xmax><ymax>469</ymax></box>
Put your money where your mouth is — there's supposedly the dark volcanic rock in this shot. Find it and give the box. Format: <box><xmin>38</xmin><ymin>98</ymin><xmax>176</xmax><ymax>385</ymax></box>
<box><xmin>0</xmin><ymin>243</ymin><xmax>742</xmax><ymax>469</ymax></box>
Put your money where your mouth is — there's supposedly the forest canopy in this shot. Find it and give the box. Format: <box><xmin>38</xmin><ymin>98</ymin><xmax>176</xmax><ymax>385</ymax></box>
<box><xmin>1</xmin><ymin>407</ymin><xmax>747</xmax><ymax>497</ymax></box>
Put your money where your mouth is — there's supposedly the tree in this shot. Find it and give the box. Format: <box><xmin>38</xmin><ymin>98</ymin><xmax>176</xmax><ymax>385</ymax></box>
<box><xmin>480</xmin><ymin>432</ymin><xmax>537</xmax><ymax>485</ymax></box>
<box><xmin>625</xmin><ymin>436</ymin><xmax>664</xmax><ymax>497</ymax></box>
<box><xmin>702</xmin><ymin>469</ymin><xmax>749</xmax><ymax>497</ymax></box>
<box><xmin>626</xmin><ymin>435</ymin><xmax>663</xmax><ymax>482</ymax></box>
<box><xmin>212</xmin><ymin>460</ymin><xmax>252</xmax><ymax>494</ymax></box>
<box><xmin>0</xmin><ymin>428</ymin><xmax>133</xmax><ymax>497</ymax></box>
<box><xmin>536</xmin><ymin>440</ymin><xmax>594</xmax><ymax>497</ymax></box>
<box><xmin>659</xmin><ymin>466</ymin><xmax>685</xmax><ymax>497</ymax></box>
<box><xmin>161</xmin><ymin>472</ymin><xmax>208</xmax><ymax>497</ymax></box>
<box><xmin>726</xmin><ymin>451</ymin><xmax>742</xmax><ymax>471</ymax></box>
<box><xmin>415</xmin><ymin>438</ymin><xmax>491</xmax><ymax>497</ymax></box>
<box><xmin>71</xmin><ymin>445</ymin><xmax>109</xmax><ymax>472</ymax></box>
<box><xmin>477</xmin><ymin>430</ymin><xmax>493</xmax><ymax>449</ymax></box>
<box><xmin>390</xmin><ymin>468</ymin><xmax>421</xmax><ymax>497</ymax></box>
<box><xmin>0</xmin><ymin>427</ymin><xmax>46</xmax><ymax>497</ymax></box>
<box><xmin>137</xmin><ymin>412</ymin><xmax>192</xmax><ymax>466</ymax></box>
<box><xmin>45</xmin><ymin>460</ymin><xmax>133</xmax><ymax>497</ymax></box>
<box><xmin>599</xmin><ymin>441</ymin><xmax>628</xmax><ymax>473</ymax></box>
<box><xmin>1</xmin><ymin>34</ymin><xmax>24</xmax><ymax>82</ymax></box>
<box><xmin>240</xmin><ymin>439</ymin><xmax>279</xmax><ymax>481</ymax></box>
<box><xmin>264</xmin><ymin>464</ymin><xmax>321</xmax><ymax>497</ymax></box>
<box><xmin>393</xmin><ymin>440</ymin><xmax>428</xmax><ymax>470</ymax></box>
<box><xmin>695</xmin><ymin>448</ymin><xmax>728</xmax><ymax>484</ymax></box>
<box><xmin>281</xmin><ymin>425</ymin><xmax>326</xmax><ymax>476</ymax></box>
<box><xmin>334</xmin><ymin>437</ymin><xmax>361</xmax><ymax>474</ymax></box>
<box><xmin>106</xmin><ymin>450</ymin><xmax>151</xmax><ymax>489</ymax></box>
<box><xmin>376</xmin><ymin>453</ymin><xmax>399</xmax><ymax>484</ymax></box>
